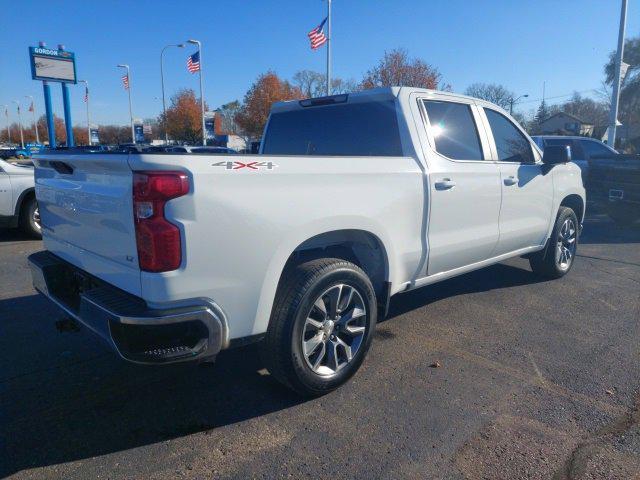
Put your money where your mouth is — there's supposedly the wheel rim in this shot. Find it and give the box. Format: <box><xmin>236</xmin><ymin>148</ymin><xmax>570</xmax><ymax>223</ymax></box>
<box><xmin>301</xmin><ymin>284</ymin><xmax>367</xmax><ymax>377</ymax></box>
<box><xmin>33</xmin><ymin>205</ymin><xmax>41</xmax><ymax>232</ymax></box>
<box><xmin>556</xmin><ymin>218</ymin><xmax>576</xmax><ymax>270</ymax></box>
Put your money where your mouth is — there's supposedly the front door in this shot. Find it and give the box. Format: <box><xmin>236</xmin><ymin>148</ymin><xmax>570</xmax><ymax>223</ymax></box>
<box><xmin>0</xmin><ymin>167</ymin><xmax>12</xmax><ymax>216</ymax></box>
<box><xmin>418</xmin><ymin>98</ymin><xmax>501</xmax><ymax>275</ymax></box>
<box><xmin>482</xmin><ymin>108</ymin><xmax>553</xmax><ymax>255</ymax></box>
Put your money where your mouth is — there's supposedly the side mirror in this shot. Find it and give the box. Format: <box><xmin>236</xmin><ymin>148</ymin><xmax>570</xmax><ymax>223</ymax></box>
<box><xmin>542</xmin><ymin>145</ymin><xmax>571</xmax><ymax>165</ymax></box>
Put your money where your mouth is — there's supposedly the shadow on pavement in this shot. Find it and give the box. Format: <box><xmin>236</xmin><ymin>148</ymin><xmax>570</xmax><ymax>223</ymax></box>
<box><xmin>0</xmin><ymin>258</ymin><xmax>571</xmax><ymax>476</ymax></box>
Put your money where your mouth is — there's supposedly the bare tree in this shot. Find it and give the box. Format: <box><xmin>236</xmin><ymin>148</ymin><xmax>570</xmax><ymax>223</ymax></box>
<box><xmin>464</xmin><ymin>83</ymin><xmax>515</xmax><ymax>110</ymax></box>
<box><xmin>360</xmin><ymin>48</ymin><xmax>447</xmax><ymax>90</ymax></box>
<box><xmin>293</xmin><ymin>70</ymin><xmax>358</xmax><ymax>98</ymax></box>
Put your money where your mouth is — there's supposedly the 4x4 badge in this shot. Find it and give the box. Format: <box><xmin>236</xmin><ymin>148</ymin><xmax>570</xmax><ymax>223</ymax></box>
<box><xmin>212</xmin><ymin>161</ymin><xmax>278</xmax><ymax>170</ymax></box>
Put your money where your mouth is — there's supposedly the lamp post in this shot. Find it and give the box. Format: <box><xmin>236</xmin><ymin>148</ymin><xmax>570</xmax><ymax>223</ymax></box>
<box><xmin>161</xmin><ymin>43</ymin><xmax>185</xmax><ymax>145</ymax></box>
<box><xmin>24</xmin><ymin>95</ymin><xmax>40</xmax><ymax>145</ymax></box>
<box><xmin>12</xmin><ymin>100</ymin><xmax>24</xmax><ymax>148</ymax></box>
<box><xmin>187</xmin><ymin>39</ymin><xmax>206</xmax><ymax>146</ymax></box>
<box><xmin>78</xmin><ymin>80</ymin><xmax>91</xmax><ymax>145</ymax></box>
<box><xmin>2</xmin><ymin>105</ymin><xmax>10</xmax><ymax>144</ymax></box>
<box><xmin>117</xmin><ymin>64</ymin><xmax>135</xmax><ymax>144</ymax></box>
<box><xmin>509</xmin><ymin>94</ymin><xmax>529</xmax><ymax>115</ymax></box>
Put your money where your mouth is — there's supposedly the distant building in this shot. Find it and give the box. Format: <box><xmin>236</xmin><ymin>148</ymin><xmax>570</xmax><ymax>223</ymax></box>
<box><xmin>539</xmin><ymin>112</ymin><xmax>594</xmax><ymax>136</ymax></box>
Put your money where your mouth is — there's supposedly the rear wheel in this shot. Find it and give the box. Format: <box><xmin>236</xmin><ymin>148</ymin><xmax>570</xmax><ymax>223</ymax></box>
<box><xmin>20</xmin><ymin>196</ymin><xmax>42</xmax><ymax>239</ymax></box>
<box><xmin>529</xmin><ymin>206</ymin><xmax>578</xmax><ymax>279</ymax></box>
<box><xmin>262</xmin><ymin>258</ymin><xmax>377</xmax><ymax>396</ymax></box>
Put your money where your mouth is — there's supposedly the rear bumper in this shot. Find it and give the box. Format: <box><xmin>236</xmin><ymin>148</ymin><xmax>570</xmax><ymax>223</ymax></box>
<box><xmin>28</xmin><ymin>250</ymin><xmax>226</xmax><ymax>364</ymax></box>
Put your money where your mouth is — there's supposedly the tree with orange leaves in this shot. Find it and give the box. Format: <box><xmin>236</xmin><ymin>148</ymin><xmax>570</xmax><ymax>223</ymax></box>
<box><xmin>235</xmin><ymin>72</ymin><xmax>303</xmax><ymax>139</ymax></box>
<box><xmin>159</xmin><ymin>89</ymin><xmax>208</xmax><ymax>144</ymax></box>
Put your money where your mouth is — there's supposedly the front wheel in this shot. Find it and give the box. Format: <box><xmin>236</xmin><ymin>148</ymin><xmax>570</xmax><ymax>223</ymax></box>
<box><xmin>20</xmin><ymin>196</ymin><xmax>42</xmax><ymax>239</ymax></box>
<box><xmin>529</xmin><ymin>206</ymin><xmax>578</xmax><ymax>279</ymax></box>
<box><xmin>262</xmin><ymin>258</ymin><xmax>377</xmax><ymax>396</ymax></box>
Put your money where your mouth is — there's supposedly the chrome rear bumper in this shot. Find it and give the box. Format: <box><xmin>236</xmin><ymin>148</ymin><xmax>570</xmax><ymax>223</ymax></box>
<box><xmin>28</xmin><ymin>250</ymin><xmax>226</xmax><ymax>364</ymax></box>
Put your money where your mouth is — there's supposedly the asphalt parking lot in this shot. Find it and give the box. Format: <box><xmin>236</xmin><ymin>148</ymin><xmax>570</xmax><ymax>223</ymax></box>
<box><xmin>1</xmin><ymin>214</ymin><xmax>639</xmax><ymax>480</ymax></box>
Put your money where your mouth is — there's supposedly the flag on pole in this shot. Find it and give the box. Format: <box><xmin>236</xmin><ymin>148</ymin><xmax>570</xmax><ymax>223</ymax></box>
<box><xmin>308</xmin><ymin>17</ymin><xmax>328</xmax><ymax>50</ymax></box>
<box><xmin>83</xmin><ymin>85</ymin><xmax>89</xmax><ymax>103</ymax></box>
<box><xmin>187</xmin><ymin>51</ymin><xmax>200</xmax><ymax>74</ymax></box>
<box><xmin>28</xmin><ymin>102</ymin><xmax>34</xmax><ymax>113</ymax></box>
<box><xmin>121</xmin><ymin>74</ymin><xmax>129</xmax><ymax>90</ymax></box>
<box><xmin>4</xmin><ymin>107</ymin><xmax>7</xmax><ymax>117</ymax></box>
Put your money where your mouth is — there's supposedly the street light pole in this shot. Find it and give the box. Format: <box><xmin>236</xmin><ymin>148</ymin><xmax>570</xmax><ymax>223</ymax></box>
<box><xmin>509</xmin><ymin>94</ymin><xmax>529</xmax><ymax>115</ymax></box>
<box><xmin>160</xmin><ymin>43</ymin><xmax>185</xmax><ymax>145</ymax></box>
<box><xmin>117</xmin><ymin>64</ymin><xmax>135</xmax><ymax>144</ymax></box>
<box><xmin>608</xmin><ymin>0</ymin><xmax>628</xmax><ymax>147</ymax></box>
<box><xmin>12</xmin><ymin>100</ymin><xmax>24</xmax><ymax>148</ymax></box>
<box><xmin>24</xmin><ymin>95</ymin><xmax>40</xmax><ymax>144</ymax></box>
<box><xmin>326</xmin><ymin>0</ymin><xmax>332</xmax><ymax>96</ymax></box>
<box><xmin>2</xmin><ymin>105</ymin><xmax>10</xmax><ymax>144</ymax></box>
<box><xmin>78</xmin><ymin>80</ymin><xmax>91</xmax><ymax>145</ymax></box>
<box><xmin>187</xmin><ymin>39</ymin><xmax>206</xmax><ymax>146</ymax></box>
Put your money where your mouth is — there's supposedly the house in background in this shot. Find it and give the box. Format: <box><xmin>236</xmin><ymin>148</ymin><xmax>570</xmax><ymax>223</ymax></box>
<box><xmin>539</xmin><ymin>112</ymin><xmax>594</xmax><ymax>136</ymax></box>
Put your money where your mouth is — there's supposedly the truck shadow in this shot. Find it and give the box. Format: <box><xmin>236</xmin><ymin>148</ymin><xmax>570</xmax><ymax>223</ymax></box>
<box><xmin>0</xmin><ymin>261</ymin><xmax>556</xmax><ymax>476</ymax></box>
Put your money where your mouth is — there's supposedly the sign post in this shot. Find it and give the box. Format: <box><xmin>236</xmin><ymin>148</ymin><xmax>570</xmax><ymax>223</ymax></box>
<box><xmin>29</xmin><ymin>41</ymin><xmax>78</xmax><ymax>148</ymax></box>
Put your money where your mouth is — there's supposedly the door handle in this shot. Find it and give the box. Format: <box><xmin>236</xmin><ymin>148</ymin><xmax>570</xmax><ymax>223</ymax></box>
<box><xmin>503</xmin><ymin>176</ymin><xmax>519</xmax><ymax>186</ymax></box>
<box><xmin>435</xmin><ymin>178</ymin><xmax>456</xmax><ymax>190</ymax></box>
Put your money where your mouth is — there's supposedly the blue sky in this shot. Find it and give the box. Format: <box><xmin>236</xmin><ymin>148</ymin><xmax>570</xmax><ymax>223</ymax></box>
<box><xmin>1</xmin><ymin>0</ymin><xmax>638</xmax><ymax>126</ymax></box>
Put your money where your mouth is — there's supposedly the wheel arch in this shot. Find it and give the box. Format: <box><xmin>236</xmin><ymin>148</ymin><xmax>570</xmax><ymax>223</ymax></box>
<box><xmin>560</xmin><ymin>194</ymin><xmax>584</xmax><ymax>223</ymax></box>
<box><xmin>252</xmin><ymin>225</ymin><xmax>395</xmax><ymax>337</ymax></box>
<box><xmin>14</xmin><ymin>187</ymin><xmax>35</xmax><ymax>217</ymax></box>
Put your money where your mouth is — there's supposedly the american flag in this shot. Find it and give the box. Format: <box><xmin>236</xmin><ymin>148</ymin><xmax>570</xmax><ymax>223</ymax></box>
<box><xmin>308</xmin><ymin>17</ymin><xmax>327</xmax><ymax>50</ymax></box>
<box><xmin>28</xmin><ymin>102</ymin><xmax>34</xmax><ymax>112</ymax></box>
<box><xmin>83</xmin><ymin>86</ymin><xmax>89</xmax><ymax>103</ymax></box>
<box><xmin>122</xmin><ymin>74</ymin><xmax>129</xmax><ymax>90</ymax></box>
<box><xmin>187</xmin><ymin>51</ymin><xmax>200</xmax><ymax>74</ymax></box>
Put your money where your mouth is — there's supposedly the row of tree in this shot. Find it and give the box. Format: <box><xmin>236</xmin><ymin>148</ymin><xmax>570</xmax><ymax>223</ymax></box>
<box><xmin>2</xmin><ymin>40</ymin><xmax>637</xmax><ymax>147</ymax></box>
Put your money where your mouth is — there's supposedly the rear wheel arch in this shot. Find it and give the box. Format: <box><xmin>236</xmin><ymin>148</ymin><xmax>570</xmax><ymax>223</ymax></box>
<box><xmin>14</xmin><ymin>187</ymin><xmax>35</xmax><ymax>217</ymax></box>
<box><xmin>281</xmin><ymin>229</ymin><xmax>390</xmax><ymax>302</ymax></box>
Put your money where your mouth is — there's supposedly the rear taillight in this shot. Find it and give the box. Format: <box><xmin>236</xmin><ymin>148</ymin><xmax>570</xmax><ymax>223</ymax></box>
<box><xmin>133</xmin><ymin>171</ymin><xmax>189</xmax><ymax>272</ymax></box>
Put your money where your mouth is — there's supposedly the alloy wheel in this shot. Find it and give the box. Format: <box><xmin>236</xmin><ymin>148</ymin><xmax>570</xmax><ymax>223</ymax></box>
<box><xmin>556</xmin><ymin>218</ymin><xmax>576</xmax><ymax>270</ymax></box>
<box><xmin>301</xmin><ymin>284</ymin><xmax>367</xmax><ymax>377</ymax></box>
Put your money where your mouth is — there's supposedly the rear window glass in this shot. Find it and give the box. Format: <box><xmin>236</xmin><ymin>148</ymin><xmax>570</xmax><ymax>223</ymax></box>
<box><xmin>261</xmin><ymin>101</ymin><xmax>403</xmax><ymax>156</ymax></box>
<box><xmin>423</xmin><ymin>100</ymin><xmax>483</xmax><ymax>160</ymax></box>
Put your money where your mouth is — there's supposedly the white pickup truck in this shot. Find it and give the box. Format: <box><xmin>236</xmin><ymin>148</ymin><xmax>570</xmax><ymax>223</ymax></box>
<box><xmin>29</xmin><ymin>87</ymin><xmax>585</xmax><ymax>396</ymax></box>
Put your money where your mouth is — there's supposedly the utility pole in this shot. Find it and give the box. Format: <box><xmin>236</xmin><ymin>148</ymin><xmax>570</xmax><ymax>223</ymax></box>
<box><xmin>608</xmin><ymin>0</ymin><xmax>628</xmax><ymax>147</ymax></box>
<box><xmin>509</xmin><ymin>94</ymin><xmax>529</xmax><ymax>115</ymax></box>
<box><xmin>160</xmin><ymin>43</ymin><xmax>185</xmax><ymax>144</ymax></box>
<box><xmin>326</xmin><ymin>0</ymin><xmax>332</xmax><ymax>96</ymax></box>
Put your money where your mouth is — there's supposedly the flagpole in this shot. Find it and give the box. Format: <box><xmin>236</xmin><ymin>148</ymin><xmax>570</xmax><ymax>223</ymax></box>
<box><xmin>2</xmin><ymin>105</ymin><xmax>11</xmax><ymax>144</ymax></box>
<box><xmin>326</xmin><ymin>0</ymin><xmax>332</xmax><ymax>96</ymax></box>
<box><xmin>188</xmin><ymin>39</ymin><xmax>206</xmax><ymax>146</ymax></box>
<box><xmin>117</xmin><ymin>64</ymin><xmax>135</xmax><ymax>144</ymax></box>
<box><xmin>25</xmin><ymin>96</ymin><xmax>39</xmax><ymax>144</ymax></box>
<box><xmin>79</xmin><ymin>80</ymin><xmax>91</xmax><ymax>145</ymax></box>
<box><xmin>13</xmin><ymin>100</ymin><xmax>24</xmax><ymax>148</ymax></box>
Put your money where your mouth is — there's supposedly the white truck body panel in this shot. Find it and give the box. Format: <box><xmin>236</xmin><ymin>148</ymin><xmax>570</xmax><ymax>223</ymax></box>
<box><xmin>31</xmin><ymin>87</ymin><xmax>586</xmax><ymax>355</ymax></box>
<box><xmin>0</xmin><ymin>159</ymin><xmax>34</xmax><ymax>218</ymax></box>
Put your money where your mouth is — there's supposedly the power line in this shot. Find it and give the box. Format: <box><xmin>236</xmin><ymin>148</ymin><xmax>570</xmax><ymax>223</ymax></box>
<box><xmin>519</xmin><ymin>88</ymin><xmax>601</xmax><ymax>106</ymax></box>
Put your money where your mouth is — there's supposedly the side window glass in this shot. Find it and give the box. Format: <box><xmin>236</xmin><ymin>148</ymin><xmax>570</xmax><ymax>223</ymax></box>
<box><xmin>580</xmin><ymin>140</ymin><xmax>613</xmax><ymax>158</ymax></box>
<box><xmin>484</xmin><ymin>109</ymin><xmax>534</xmax><ymax>163</ymax></box>
<box><xmin>422</xmin><ymin>100</ymin><xmax>483</xmax><ymax>160</ymax></box>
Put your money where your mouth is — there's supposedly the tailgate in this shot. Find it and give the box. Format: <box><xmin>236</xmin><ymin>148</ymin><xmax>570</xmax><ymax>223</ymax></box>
<box><xmin>34</xmin><ymin>153</ymin><xmax>141</xmax><ymax>296</ymax></box>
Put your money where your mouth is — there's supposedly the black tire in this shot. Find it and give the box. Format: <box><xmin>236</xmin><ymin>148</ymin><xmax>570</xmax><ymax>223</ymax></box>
<box><xmin>261</xmin><ymin>258</ymin><xmax>377</xmax><ymax>397</ymax></box>
<box><xmin>20</xmin><ymin>196</ymin><xmax>42</xmax><ymax>239</ymax></box>
<box><xmin>529</xmin><ymin>206</ymin><xmax>579</xmax><ymax>279</ymax></box>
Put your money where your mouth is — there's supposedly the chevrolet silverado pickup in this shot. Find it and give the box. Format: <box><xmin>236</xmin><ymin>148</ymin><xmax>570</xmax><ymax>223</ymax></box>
<box><xmin>29</xmin><ymin>87</ymin><xmax>585</xmax><ymax>396</ymax></box>
<box><xmin>0</xmin><ymin>158</ymin><xmax>41</xmax><ymax>237</ymax></box>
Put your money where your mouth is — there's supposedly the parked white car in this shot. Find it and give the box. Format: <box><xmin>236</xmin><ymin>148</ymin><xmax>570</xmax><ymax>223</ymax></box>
<box><xmin>0</xmin><ymin>158</ymin><xmax>41</xmax><ymax>237</ymax></box>
<box><xmin>29</xmin><ymin>87</ymin><xmax>585</xmax><ymax>395</ymax></box>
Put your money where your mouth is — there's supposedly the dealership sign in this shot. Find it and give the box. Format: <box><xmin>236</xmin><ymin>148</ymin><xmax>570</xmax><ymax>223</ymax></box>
<box><xmin>29</xmin><ymin>47</ymin><xmax>77</xmax><ymax>84</ymax></box>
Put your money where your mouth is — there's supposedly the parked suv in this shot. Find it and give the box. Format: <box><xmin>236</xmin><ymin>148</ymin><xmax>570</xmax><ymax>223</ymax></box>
<box><xmin>29</xmin><ymin>88</ymin><xmax>584</xmax><ymax>395</ymax></box>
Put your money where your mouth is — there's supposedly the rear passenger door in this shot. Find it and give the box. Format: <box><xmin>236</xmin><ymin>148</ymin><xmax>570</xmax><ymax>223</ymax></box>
<box><xmin>419</xmin><ymin>98</ymin><xmax>502</xmax><ymax>275</ymax></box>
<box><xmin>481</xmin><ymin>108</ymin><xmax>553</xmax><ymax>255</ymax></box>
